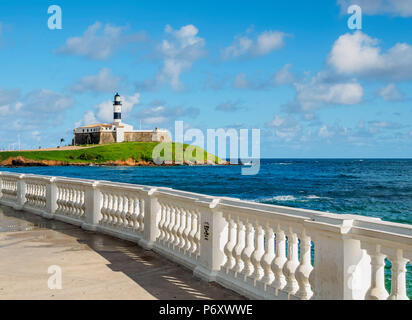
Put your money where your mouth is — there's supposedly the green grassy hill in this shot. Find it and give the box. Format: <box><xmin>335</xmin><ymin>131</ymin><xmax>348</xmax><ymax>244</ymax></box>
<box><xmin>0</xmin><ymin>142</ymin><xmax>222</xmax><ymax>165</ymax></box>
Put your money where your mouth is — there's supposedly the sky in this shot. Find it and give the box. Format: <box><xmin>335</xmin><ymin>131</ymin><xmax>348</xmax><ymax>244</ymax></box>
<box><xmin>0</xmin><ymin>0</ymin><xmax>411</xmax><ymax>158</ymax></box>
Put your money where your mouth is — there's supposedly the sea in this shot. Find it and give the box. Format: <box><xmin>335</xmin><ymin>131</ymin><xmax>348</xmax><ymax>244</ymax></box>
<box><xmin>1</xmin><ymin>158</ymin><xmax>411</xmax><ymax>297</ymax></box>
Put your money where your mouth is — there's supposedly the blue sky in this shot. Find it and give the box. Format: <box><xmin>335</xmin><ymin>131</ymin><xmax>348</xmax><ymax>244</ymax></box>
<box><xmin>0</xmin><ymin>0</ymin><xmax>411</xmax><ymax>157</ymax></box>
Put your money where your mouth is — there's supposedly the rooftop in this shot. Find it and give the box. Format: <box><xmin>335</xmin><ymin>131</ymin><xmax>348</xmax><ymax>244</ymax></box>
<box><xmin>78</xmin><ymin>124</ymin><xmax>113</xmax><ymax>128</ymax></box>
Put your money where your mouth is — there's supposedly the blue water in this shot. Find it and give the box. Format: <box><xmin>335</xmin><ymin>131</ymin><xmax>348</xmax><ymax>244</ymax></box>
<box><xmin>1</xmin><ymin>159</ymin><xmax>411</xmax><ymax>297</ymax></box>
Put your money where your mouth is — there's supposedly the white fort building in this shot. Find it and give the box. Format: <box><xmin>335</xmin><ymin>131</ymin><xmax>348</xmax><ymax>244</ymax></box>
<box><xmin>73</xmin><ymin>93</ymin><xmax>171</xmax><ymax>145</ymax></box>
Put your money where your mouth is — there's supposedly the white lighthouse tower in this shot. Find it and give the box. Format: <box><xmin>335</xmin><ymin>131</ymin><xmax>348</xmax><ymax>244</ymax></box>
<box><xmin>113</xmin><ymin>92</ymin><xmax>122</xmax><ymax>125</ymax></box>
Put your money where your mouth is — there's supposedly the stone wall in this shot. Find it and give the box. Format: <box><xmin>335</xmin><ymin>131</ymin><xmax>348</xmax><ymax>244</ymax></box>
<box><xmin>124</xmin><ymin>132</ymin><xmax>155</xmax><ymax>142</ymax></box>
<box><xmin>74</xmin><ymin>132</ymin><xmax>116</xmax><ymax>145</ymax></box>
<box><xmin>100</xmin><ymin>132</ymin><xmax>116</xmax><ymax>144</ymax></box>
<box><xmin>74</xmin><ymin>132</ymin><xmax>101</xmax><ymax>145</ymax></box>
<box><xmin>125</xmin><ymin>131</ymin><xmax>171</xmax><ymax>142</ymax></box>
<box><xmin>74</xmin><ymin>130</ymin><xmax>171</xmax><ymax>145</ymax></box>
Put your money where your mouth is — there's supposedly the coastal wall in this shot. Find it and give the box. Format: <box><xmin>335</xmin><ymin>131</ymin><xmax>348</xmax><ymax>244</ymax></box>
<box><xmin>124</xmin><ymin>131</ymin><xmax>171</xmax><ymax>142</ymax></box>
<box><xmin>124</xmin><ymin>131</ymin><xmax>155</xmax><ymax>142</ymax></box>
<box><xmin>0</xmin><ymin>171</ymin><xmax>410</xmax><ymax>300</ymax></box>
<box><xmin>74</xmin><ymin>132</ymin><xmax>103</xmax><ymax>145</ymax></box>
<box><xmin>74</xmin><ymin>131</ymin><xmax>171</xmax><ymax>145</ymax></box>
<box><xmin>100</xmin><ymin>132</ymin><xmax>116</xmax><ymax>144</ymax></box>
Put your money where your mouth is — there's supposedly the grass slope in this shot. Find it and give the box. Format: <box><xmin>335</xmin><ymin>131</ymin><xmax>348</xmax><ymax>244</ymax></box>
<box><xmin>0</xmin><ymin>142</ymin><xmax>221</xmax><ymax>164</ymax></box>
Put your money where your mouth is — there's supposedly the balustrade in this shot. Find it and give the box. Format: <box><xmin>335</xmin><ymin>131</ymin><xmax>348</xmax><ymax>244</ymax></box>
<box><xmin>55</xmin><ymin>182</ymin><xmax>85</xmax><ymax>219</ymax></box>
<box><xmin>24</xmin><ymin>179</ymin><xmax>47</xmax><ymax>209</ymax></box>
<box><xmin>156</xmin><ymin>195</ymin><xmax>201</xmax><ymax>264</ymax></box>
<box><xmin>0</xmin><ymin>171</ymin><xmax>410</xmax><ymax>301</ymax></box>
<box><xmin>0</xmin><ymin>176</ymin><xmax>18</xmax><ymax>202</ymax></box>
<box><xmin>99</xmin><ymin>187</ymin><xmax>145</xmax><ymax>236</ymax></box>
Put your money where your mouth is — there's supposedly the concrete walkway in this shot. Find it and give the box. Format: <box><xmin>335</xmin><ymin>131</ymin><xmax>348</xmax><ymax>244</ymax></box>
<box><xmin>0</xmin><ymin>205</ymin><xmax>244</xmax><ymax>300</ymax></box>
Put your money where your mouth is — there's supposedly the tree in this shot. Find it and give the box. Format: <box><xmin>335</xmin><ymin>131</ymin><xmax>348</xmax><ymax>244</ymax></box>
<box><xmin>60</xmin><ymin>138</ymin><xmax>65</xmax><ymax>145</ymax></box>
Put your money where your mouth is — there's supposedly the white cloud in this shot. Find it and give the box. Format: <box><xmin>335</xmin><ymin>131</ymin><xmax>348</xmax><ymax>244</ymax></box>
<box><xmin>255</xmin><ymin>31</ymin><xmax>287</xmax><ymax>55</ymax></box>
<box><xmin>56</xmin><ymin>22</ymin><xmax>145</xmax><ymax>60</ymax></box>
<box><xmin>318</xmin><ymin>125</ymin><xmax>334</xmax><ymax>138</ymax></box>
<box><xmin>155</xmin><ymin>24</ymin><xmax>206</xmax><ymax>90</ymax></box>
<box><xmin>0</xmin><ymin>87</ymin><xmax>20</xmax><ymax>107</ymax></box>
<box><xmin>215</xmin><ymin>101</ymin><xmax>243</xmax><ymax>112</ymax></box>
<box><xmin>287</xmin><ymin>71</ymin><xmax>364</xmax><ymax>112</ymax></box>
<box><xmin>74</xmin><ymin>110</ymin><xmax>98</xmax><ymax>128</ymax></box>
<box><xmin>23</xmin><ymin>89</ymin><xmax>73</xmax><ymax>113</ymax></box>
<box><xmin>265</xmin><ymin>114</ymin><xmax>301</xmax><ymax>141</ymax></box>
<box><xmin>137</xmin><ymin>104</ymin><xmax>199</xmax><ymax>125</ymax></box>
<box><xmin>222</xmin><ymin>30</ymin><xmax>288</xmax><ymax>60</ymax></box>
<box><xmin>0</xmin><ymin>88</ymin><xmax>74</xmax><ymax>133</ymax></box>
<box><xmin>267</xmin><ymin>115</ymin><xmax>285</xmax><ymax>127</ymax></box>
<box><xmin>233</xmin><ymin>73</ymin><xmax>250</xmax><ymax>89</ymax></box>
<box><xmin>328</xmin><ymin>31</ymin><xmax>412</xmax><ymax>81</ymax></box>
<box><xmin>273</xmin><ymin>64</ymin><xmax>294</xmax><ymax>85</ymax></box>
<box><xmin>296</xmin><ymin>81</ymin><xmax>363</xmax><ymax>111</ymax></box>
<box><xmin>337</xmin><ymin>0</ymin><xmax>412</xmax><ymax>17</ymax></box>
<box><xmin>376</xmin><ymin>83</ymin><xmax>404</xmax><ymax>101</ymax></box>
<box><xmin>72</xmin><ymin>68</ymin><xmax>121</xmax><ymax>93</ymax></box>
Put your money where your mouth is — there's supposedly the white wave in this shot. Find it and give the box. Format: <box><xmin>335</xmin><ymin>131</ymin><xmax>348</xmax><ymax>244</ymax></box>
<box><xmin>272</xmin><ymin>195</ymin><xmax>296</xmax><ymax>201</ymax></box>
<box><xmin>306</xmin><ymin>195</ymin><xmax>322</xmax><ymax>199</ymax></box>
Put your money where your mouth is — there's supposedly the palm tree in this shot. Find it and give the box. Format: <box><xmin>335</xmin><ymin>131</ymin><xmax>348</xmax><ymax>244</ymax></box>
<box><xmin>60</xmin><ymin>138</ymin><xmax>65</xmax><ymax>145</ymax></box>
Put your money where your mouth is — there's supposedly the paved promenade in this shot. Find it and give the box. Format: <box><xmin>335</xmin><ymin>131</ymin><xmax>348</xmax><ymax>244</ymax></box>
<box><xmin>0</xmin><ymin>205</ymin><xmax>244</xmax><ymax>300</ymax></box>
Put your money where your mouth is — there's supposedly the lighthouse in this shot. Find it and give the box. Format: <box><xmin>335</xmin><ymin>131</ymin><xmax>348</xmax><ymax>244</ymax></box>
<box><xmin>73</xmin><ymin>92</ymin><xmax>172</xmax><ymax>145</ymax></box>
<box><xmin>113</xmin><ymin>92</ymin><xmax>122</xmax><ymax>125</ymax></box>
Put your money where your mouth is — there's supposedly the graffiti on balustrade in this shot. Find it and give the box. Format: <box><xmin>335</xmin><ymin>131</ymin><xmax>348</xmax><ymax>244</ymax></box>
<box><xmin>203</xmin><ymin>222</ymin><xmax>210</xmax><ymax>241</ymax></box>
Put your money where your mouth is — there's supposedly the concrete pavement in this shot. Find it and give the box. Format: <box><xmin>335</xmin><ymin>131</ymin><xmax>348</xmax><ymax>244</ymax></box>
<box><xmin>0</xmin><ymin>205</ymin><xmax>244</xmax><ymax>300</ymax></box>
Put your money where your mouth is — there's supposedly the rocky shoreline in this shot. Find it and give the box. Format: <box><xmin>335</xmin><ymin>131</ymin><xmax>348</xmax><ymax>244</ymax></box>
<box><xmin>0</xmin><ymin>156</ymin><xmax>228</xmax><ymax>167</ymax></box>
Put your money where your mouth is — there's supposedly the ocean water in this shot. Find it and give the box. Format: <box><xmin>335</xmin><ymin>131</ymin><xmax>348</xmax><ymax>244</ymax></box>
<box><xmin>1</xmin><ymin>158</ymin><xmax>411</xmax><ymax>297</ymax></box>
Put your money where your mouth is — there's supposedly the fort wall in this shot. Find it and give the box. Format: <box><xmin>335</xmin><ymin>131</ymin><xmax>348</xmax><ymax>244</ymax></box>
<box><xmin>74</xmin><ymin>131</ymin><xmax>171</xmax><ymax>145</ymax></box>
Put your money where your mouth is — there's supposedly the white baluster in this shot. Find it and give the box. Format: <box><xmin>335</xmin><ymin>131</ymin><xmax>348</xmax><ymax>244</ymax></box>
<box><xmin>271</xmin><ymin>226</ymin><xmax>287</xmax><ymax>292</ymax></box>
<box><xmin>241</xmin><ymin>219</ymin><xmax>255</xmax><ymax>279</ymax></box>
<box><xmin>223</xmin><ymin>214</ymin><xmax>237</xmax><ymax>272</ymax></box>
<box><xmin>108</xmin><ymin>193</ymin><xmax>114</xmax><ymax>225</ymax></box>
<box><xmin>283</xmin><ymin>230</ymin><xmax>300</xmax><ymax>295</ymax></box>
<box><xmin>388</xmin><ymin>249</ymin><xmax>409</xmax><ymax>300</ymax></box>
<box><xmin>233</xmin><ymin>218</ymin><xmax>246</xmax><ymax>274</ymax></box>
<box><xmin>117</xmin><ymin>194</ymin><xmax>124</xmax><ymax>227</ymax></box>
<box><xmin>251</xmin><ymin>222</ymin><xmax>265</xmax><ymax>282</ymax></box>
<box><xmin>124</xmin><ymin>194</ymin><xmax>131</xmax><ymax>228</ymax></box>
<box><xmin>178</xmin><ymin>208</ymin><xmax>187</xmax><ymax>250</ymax></box>
<box><xmin>121</xmin><ymin>195</ymin><xmax>128</xmax><ymax>228</ymax></box>
<box><xmin>164</xmin><ymin>204</ymin><xmax>172</xmax><ymax>245</ymax></box>
<box><xmin>80</xmin><ymin>189</ymin><xmax>85</xmax><ymax>216</ymax></box>
<box><xmin>158</xmin><ymin>202</ymin><xmax>166</xmax><ymax>241</ymax></box>
<box><xmin>261</xmin><ymin>224</ymin><xmax>275</xmax><ymax>286</ymax></box>
<box><xmin>168</xmin><ymin>204</ymin><xmax>177</xmax><ymax>247</ymax></box>
<box><xmin>183</xmin><ymin>210</ymin><xmax>192</xmax><ymax>253</ymax></box>
<box><xmin>101</xmin><ymin>192</ymin><xmax>108</xmax><ymax>224</ymax></box>
<box><xmin>173</xmin><ymin>205</ymin><xmax>181</xmax><ymax>248</ymax></box>
<box><xmin>295</xmin><ymin>232</ymin><xmax>314</xmax><ymax>300</ymax></box>
<box><xmin>74</xmin><ymin>188</ymin><xmax>80</xmax><ymax>216</ymax></box>
<box><xmin>194</xmin><ymin>210</ymin><xmax>201</xmax><ymax>257</ymax></box>
<box><xmin>138</xmin><ymin>198</ymin><xmax>145</xmax><ymax>232</ymax></box>
<box><xmin>365</xmin><ymin>244</ymin><xmax>389</xmax><ymax>300</ymax></box>
<box><xmin>189</xmin><ymin>210</ymin><xmax>198</xmax><ymax>254</ymax></box>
